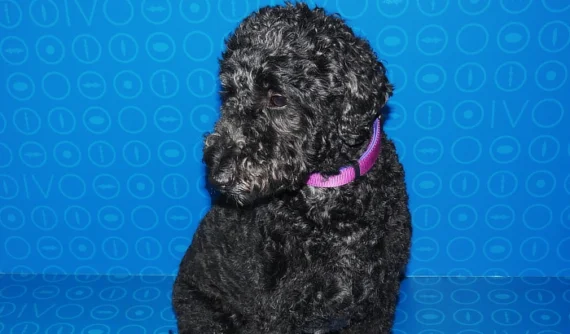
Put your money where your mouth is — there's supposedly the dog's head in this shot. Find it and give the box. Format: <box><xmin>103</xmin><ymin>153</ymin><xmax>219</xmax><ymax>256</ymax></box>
<box><xmin>203</xmin><ymin>2</ymin><xmax>393</xmax><ymax>205</ymax></box>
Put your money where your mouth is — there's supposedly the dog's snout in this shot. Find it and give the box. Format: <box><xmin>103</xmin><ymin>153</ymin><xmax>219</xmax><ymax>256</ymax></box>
<box><xmin>209</xmin><ymin>169</ymin><xmax>232</xmax><ymax>189</ymax></box>
<box><xmin>207</xmin><ymin>120</ymin><xmax>246</xmax><ymax>148</ymax></box>
<box><xmin>207</xmin><ymin>148</ymin><xmax>235</xmax><ymax>189</ymax></box>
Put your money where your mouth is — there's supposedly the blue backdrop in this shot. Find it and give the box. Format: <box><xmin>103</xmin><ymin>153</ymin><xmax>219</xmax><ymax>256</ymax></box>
<box><xmin>1</xmin><ymin>0</ymin><xmax>570</xmax><ymax>332</ymax></box>
<box><xmin>2</xmin><ymin>0</ymin><xmax>569</xmax><ymax>279</ymax></box>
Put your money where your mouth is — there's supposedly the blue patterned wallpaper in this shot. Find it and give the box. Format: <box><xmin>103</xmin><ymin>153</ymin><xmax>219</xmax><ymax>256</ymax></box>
<box><xmin>0</xmin><ymin>0</ymin><xmax>569</xmax><ymax>279</ymax></box>
<box><xmin>1</xmin><ymin>274</ymin><xmax>570</xmax><ymax>333</ymax></box>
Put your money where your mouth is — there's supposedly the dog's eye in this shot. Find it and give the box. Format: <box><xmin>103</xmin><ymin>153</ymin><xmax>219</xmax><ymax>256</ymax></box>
<box><xmin>269</xmin><ymin>94</ymin><xmax>287</xmax><ymax>108</ymax></box>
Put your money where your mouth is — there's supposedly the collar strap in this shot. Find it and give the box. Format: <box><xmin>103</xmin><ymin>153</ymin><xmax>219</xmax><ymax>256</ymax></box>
<box><xmin>307</xmin><ymin>118</ymin><xmax>382</xmax><ymax>188</ymax></box>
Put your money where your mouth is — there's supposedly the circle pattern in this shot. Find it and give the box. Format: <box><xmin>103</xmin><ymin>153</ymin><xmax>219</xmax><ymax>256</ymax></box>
<box><xmin>0</xmin><ymin>1</ymin><xmax>569</xmax><ymax>319</ymax></box>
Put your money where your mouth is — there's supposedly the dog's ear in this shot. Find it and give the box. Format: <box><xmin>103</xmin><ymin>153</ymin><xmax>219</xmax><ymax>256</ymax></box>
<box><xmin>337</xmin><ymin>59</ymin><xmax>393</xmax><ymax>147</ymax></box>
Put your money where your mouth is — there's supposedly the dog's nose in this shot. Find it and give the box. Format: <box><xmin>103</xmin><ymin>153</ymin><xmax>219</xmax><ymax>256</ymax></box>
<box><xmin>209</xmin><ymin>170</ymin><xmax>232</xmax><ymax>189</ymax></box>
<box><xmin>208</xmin><ymin>155</ymin><xmax>235</xmax><ymax>190</ymax></box>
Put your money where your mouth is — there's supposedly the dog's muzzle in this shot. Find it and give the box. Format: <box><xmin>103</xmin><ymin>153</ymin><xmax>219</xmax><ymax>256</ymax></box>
<box><xmin>207</xmin><ymin>154</ymin><xmax>234</xmax><ymax>190</ymax></box>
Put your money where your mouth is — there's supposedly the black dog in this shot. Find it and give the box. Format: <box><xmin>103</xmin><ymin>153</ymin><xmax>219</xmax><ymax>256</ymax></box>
<box><xmin>173</xmin><ymin>3</ymin><xmax>412</xmax><ymax>333</ymax></box>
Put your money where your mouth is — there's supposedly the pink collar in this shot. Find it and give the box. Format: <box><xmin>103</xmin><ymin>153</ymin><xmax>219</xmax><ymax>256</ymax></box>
<box><xmin>307</xmin><ymin>118</ymin><xmax>382</xmax><ymax>188</ymax></box>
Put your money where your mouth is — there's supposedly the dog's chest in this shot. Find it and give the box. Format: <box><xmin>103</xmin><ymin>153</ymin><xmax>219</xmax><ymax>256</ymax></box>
<box><xmin>260</xmin><ymin>219</ymin><xmax>379</xmax><ymax>290</ymax></box>
<box><xmin>260</xmin><ymin>226</ymin><xmax>376</xmax><ymax>332</ymax></box>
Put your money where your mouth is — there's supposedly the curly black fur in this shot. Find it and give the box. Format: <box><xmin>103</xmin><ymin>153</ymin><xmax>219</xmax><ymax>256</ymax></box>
<box><xmin>172</xmin><ymin>3</ymin><xmax>412</xmax><ymax>333</ymax></box>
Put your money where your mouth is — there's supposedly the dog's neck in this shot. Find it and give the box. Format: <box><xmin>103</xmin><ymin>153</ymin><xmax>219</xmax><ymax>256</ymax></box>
<box><xmin>307</xmin><ymin>118</ymin><xmax>382</xmax><ymax>188</ymax></box>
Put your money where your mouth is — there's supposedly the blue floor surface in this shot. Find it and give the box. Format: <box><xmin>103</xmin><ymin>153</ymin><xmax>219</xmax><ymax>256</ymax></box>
<box><xmin>0</xmin><ymin>274</ymin><xmax>568</xmax><ymax>333</ymax></box>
